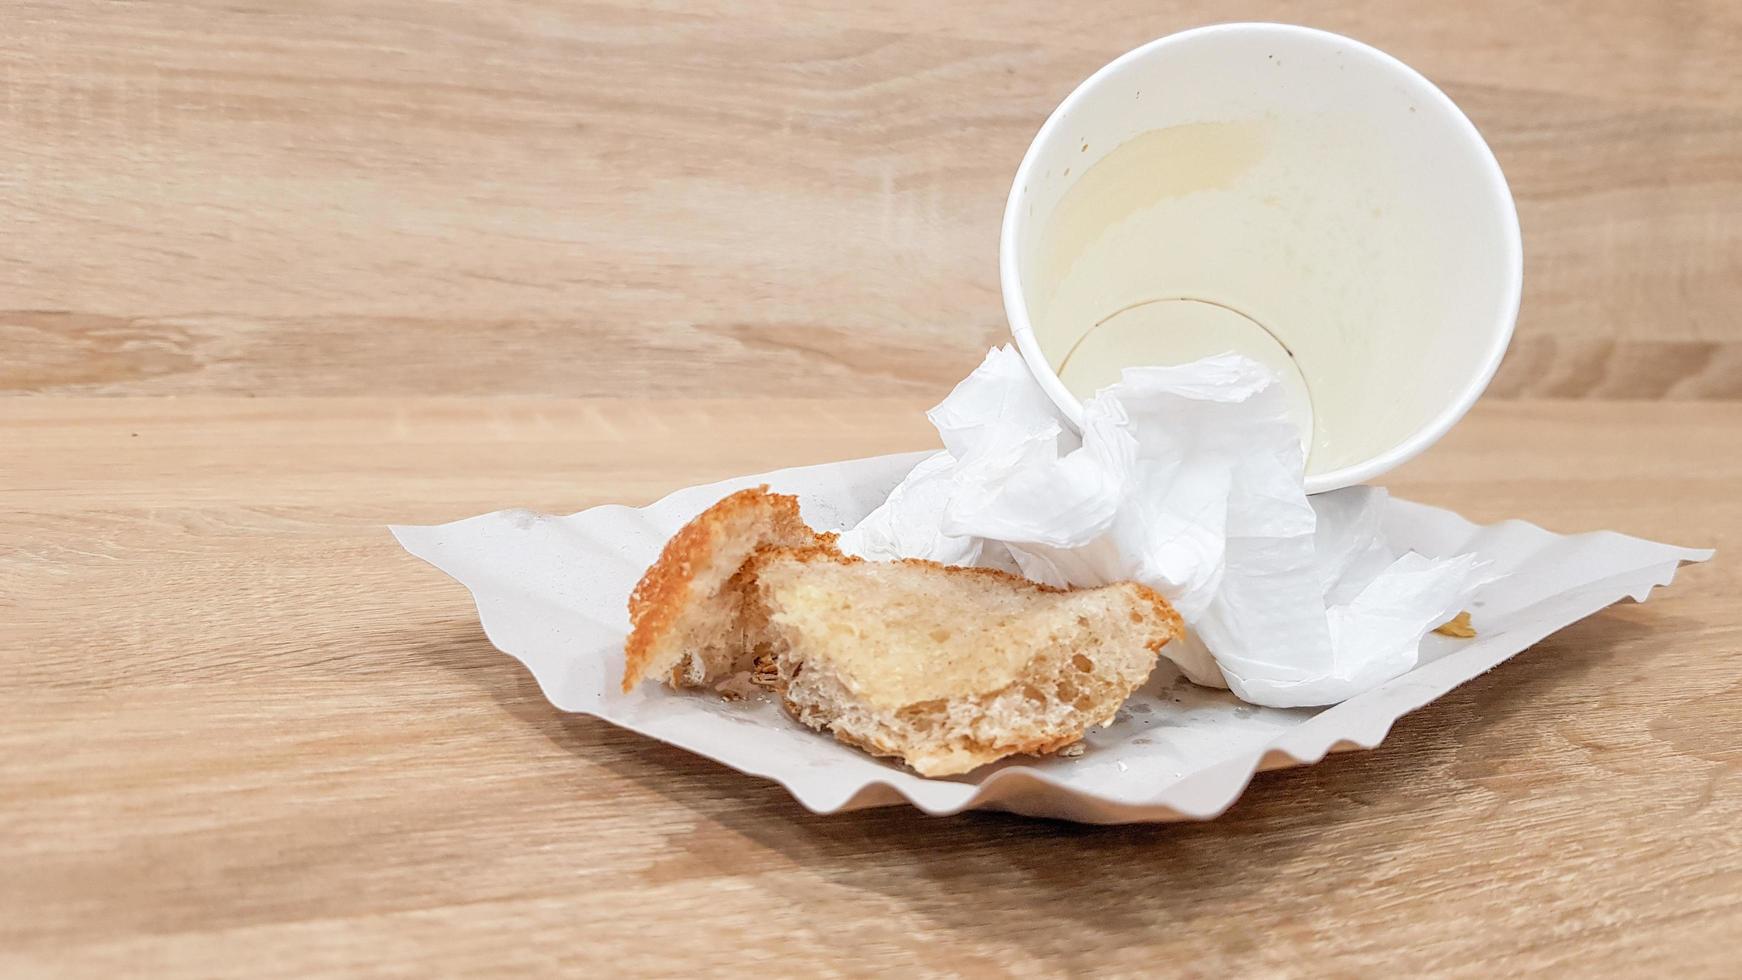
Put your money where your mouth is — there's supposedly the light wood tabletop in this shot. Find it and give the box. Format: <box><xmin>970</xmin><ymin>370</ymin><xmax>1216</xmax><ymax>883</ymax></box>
<box><xmin>4</xmin><ymin>2</ymin><xmax>1739</xmax><ymax>976</ymax></box>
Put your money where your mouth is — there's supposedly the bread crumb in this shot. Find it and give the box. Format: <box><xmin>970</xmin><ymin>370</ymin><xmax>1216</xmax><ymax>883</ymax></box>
<box><xmin>750</xmin><ymin>651</ymin><xmax>781</xmax><ymax>690</ymax></box>
<box><xmin>1056</xmin><ymin>742</ymin><xmax>1086</xmax><ymax>758</ymax></box>
<box><xmin>1433</xmin><ymin>611</ymin><xmax>1476</xmax><ymax>638</ymax></box>
<box><xmin>714</xmin><ymin>671</ymin><xmax>760</xmax><ymax>701</ymax></box>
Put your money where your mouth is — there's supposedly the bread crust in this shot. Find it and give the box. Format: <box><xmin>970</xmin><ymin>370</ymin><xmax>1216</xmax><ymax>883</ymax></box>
<box><xmin>620</xmin><ymin>486</ymin><xmax>1187</xmax><ymax>777</ymax></box>
<box><xmin>806</xmin><ymin>713</ymin><xmax>1089</xmax><ymax>776</ymax></box>
<box><xmin>621</xmin><ymin>486</ymin><xmax>816</xmax><ymax>692</ymax></box>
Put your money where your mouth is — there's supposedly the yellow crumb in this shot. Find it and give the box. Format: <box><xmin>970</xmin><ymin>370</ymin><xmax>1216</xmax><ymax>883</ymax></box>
<box><xmin>1433</xmin><ymin>611</ymin><xmax>1477</xmax><ymax>638</ymax></box>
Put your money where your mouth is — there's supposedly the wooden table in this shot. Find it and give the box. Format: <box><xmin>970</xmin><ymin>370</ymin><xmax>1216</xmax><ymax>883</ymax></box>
<box><xmin>5</xmin><ymin>2</ymin><xmax>1739</xmax><ymax>975</ymax></box>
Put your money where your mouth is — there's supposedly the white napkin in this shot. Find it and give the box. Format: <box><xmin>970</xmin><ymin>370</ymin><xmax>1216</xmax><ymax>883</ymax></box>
<box><xmin>838</xmin><ymin>346</ymin><xmax>1491</xmax><ymax>708</ymax></box>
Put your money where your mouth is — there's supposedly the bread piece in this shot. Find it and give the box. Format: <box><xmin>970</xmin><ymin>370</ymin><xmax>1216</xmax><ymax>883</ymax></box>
<box><xmin>750</xmin><ymin>548</ymin><xmax>1182</xmax><ymax>777</ymax></box>
<box><xmin>622</xmin><ymin>487</ymin><xmax>1183</xmax><ymax>776</ymax></box>
<box><xmin>622</xmin><ymin>486</ymin><xmax>829</xmax><ymax>692</ymax></box>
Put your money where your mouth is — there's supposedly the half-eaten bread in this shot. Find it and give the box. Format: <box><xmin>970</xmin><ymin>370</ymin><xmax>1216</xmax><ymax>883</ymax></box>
<box><xmin>621</xmin><ymin>488</ymin><xmax>1183</xmax><ymax>776</ymax></box>
<box><xmin>621</xmin><ymin>486</ymin><xmax>826</xmax><ymax>691</ymax></box>
<box><xmin>749</xmin><ymin>547</ymin><xmax>1181</xmax><ymax>776</ymax></box>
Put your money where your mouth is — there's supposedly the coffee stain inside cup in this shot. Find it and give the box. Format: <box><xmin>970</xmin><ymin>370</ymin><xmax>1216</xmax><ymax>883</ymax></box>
<box><xmin>1032</xmin><ymin>120</ymin><xmax>1318</xmax><ymax>450</ymax></box>
<box><xmin>1056</xmin><ymin>296</ymin><xmax>1316</xmax><ymax>463</ymax></box>
<box><xmin>1038</xmin><ymin>121</ymin><xmax>1269</xmax><ymax>295</ymax></box>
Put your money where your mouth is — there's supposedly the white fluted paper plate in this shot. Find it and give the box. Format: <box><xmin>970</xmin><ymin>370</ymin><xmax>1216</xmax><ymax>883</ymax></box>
<box><xmin>391</xmin><ymin>452</ymin><xmax>1709</xmax><ymax>824</ymax></box>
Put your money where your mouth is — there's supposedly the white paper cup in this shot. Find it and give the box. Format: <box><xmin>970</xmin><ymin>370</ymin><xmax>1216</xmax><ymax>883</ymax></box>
<box><xmin>1001</xmin><ymin>23</ymin><xmax>1522</xmax><ymax>493</ymax></box>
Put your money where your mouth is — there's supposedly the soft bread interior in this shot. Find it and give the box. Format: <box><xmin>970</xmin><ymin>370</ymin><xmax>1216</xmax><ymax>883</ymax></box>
<box><xmin>752</xmin><ymin>551</ymin><xmax>1180</xmax><ymax>777</ymax></box>
<box><xmin>621</xmin><ymin>487</ymin><xmax>822</xmax><ymax>692</ymax></box>
<box><xmin>622</xmin><ymin>488</ymin><xmax>1185</xmax><ymax>776</ymax></box>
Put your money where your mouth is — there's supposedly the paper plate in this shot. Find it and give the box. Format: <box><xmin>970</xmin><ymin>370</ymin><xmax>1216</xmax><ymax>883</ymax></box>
<box><xmin>392</xmin><ymin>452</ymin><xmax>1708</xmax><ymax>823</ymax></box>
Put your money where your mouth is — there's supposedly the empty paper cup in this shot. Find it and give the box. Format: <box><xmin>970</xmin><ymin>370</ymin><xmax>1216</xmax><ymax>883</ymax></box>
<box><xmin>1001</xmin><ymin>23</ymin><xmax>1522</xmax><ymax>493</ymax></box>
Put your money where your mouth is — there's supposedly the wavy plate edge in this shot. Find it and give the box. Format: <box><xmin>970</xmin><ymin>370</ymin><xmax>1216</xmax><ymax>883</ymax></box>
<box><xmin>392</xmin><ymin>452</ymin><xmax>1712</xmax><ymax>824</ymax></box>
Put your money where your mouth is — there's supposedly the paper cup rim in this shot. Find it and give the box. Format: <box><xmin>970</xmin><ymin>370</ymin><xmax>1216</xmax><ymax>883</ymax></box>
<box><xmin>999</xmin><ymin>22</ymin><xmax>1524</xmax><ymax>494</ymax></box>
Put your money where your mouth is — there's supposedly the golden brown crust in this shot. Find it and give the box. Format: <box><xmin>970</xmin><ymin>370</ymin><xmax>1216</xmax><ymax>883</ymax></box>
<box><xmin>890</xmin><ymin>556</ymin><xmax>1068</xmax><ymax>593</ymax></box>
<box><xmin>623</xmin><ymin>485</ymin><xmax>1188</xmax><ymax>777</ymax></box>
<box><xmin>782</xmin><ymin>692</ymin><xmax>1090</xmax><ymax>776</ymax></box>
<box><xmin>986</xmin><ymin>730</ymin><xmax>1090</xmax><ymax>767</ymax></box>
<box><xmin>621</xmin><ymin>486</ymin><xmax>820</xmax><ymax>693</ymax></box>
<box><xmin>1128</xmin><ymin>581</ymin><xmax>1185</xmax><ymax>653</ymax></box>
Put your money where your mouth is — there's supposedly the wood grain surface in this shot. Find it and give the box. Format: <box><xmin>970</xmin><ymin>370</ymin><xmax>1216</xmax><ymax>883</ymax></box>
<box><xmin>4</xmin><ymin>0</ymin><xmax>1741</xmax><ymax>400</ymax></box>
<box><xmin>3</xmin><ymin>1</ymin><xmax>1739</xmax><ymax>976</ymax></box>
<box><xmin>3</xmin><ymin>399</ymin><xmax>1738</xmax><ymax>976</ymax></box>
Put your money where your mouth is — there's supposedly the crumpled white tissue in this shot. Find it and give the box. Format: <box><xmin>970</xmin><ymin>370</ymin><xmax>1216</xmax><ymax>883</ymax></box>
<box><xmin>838</xmin><ymin>346</ymin><xmax>1491</xmax><ymax>708</ymax></box>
